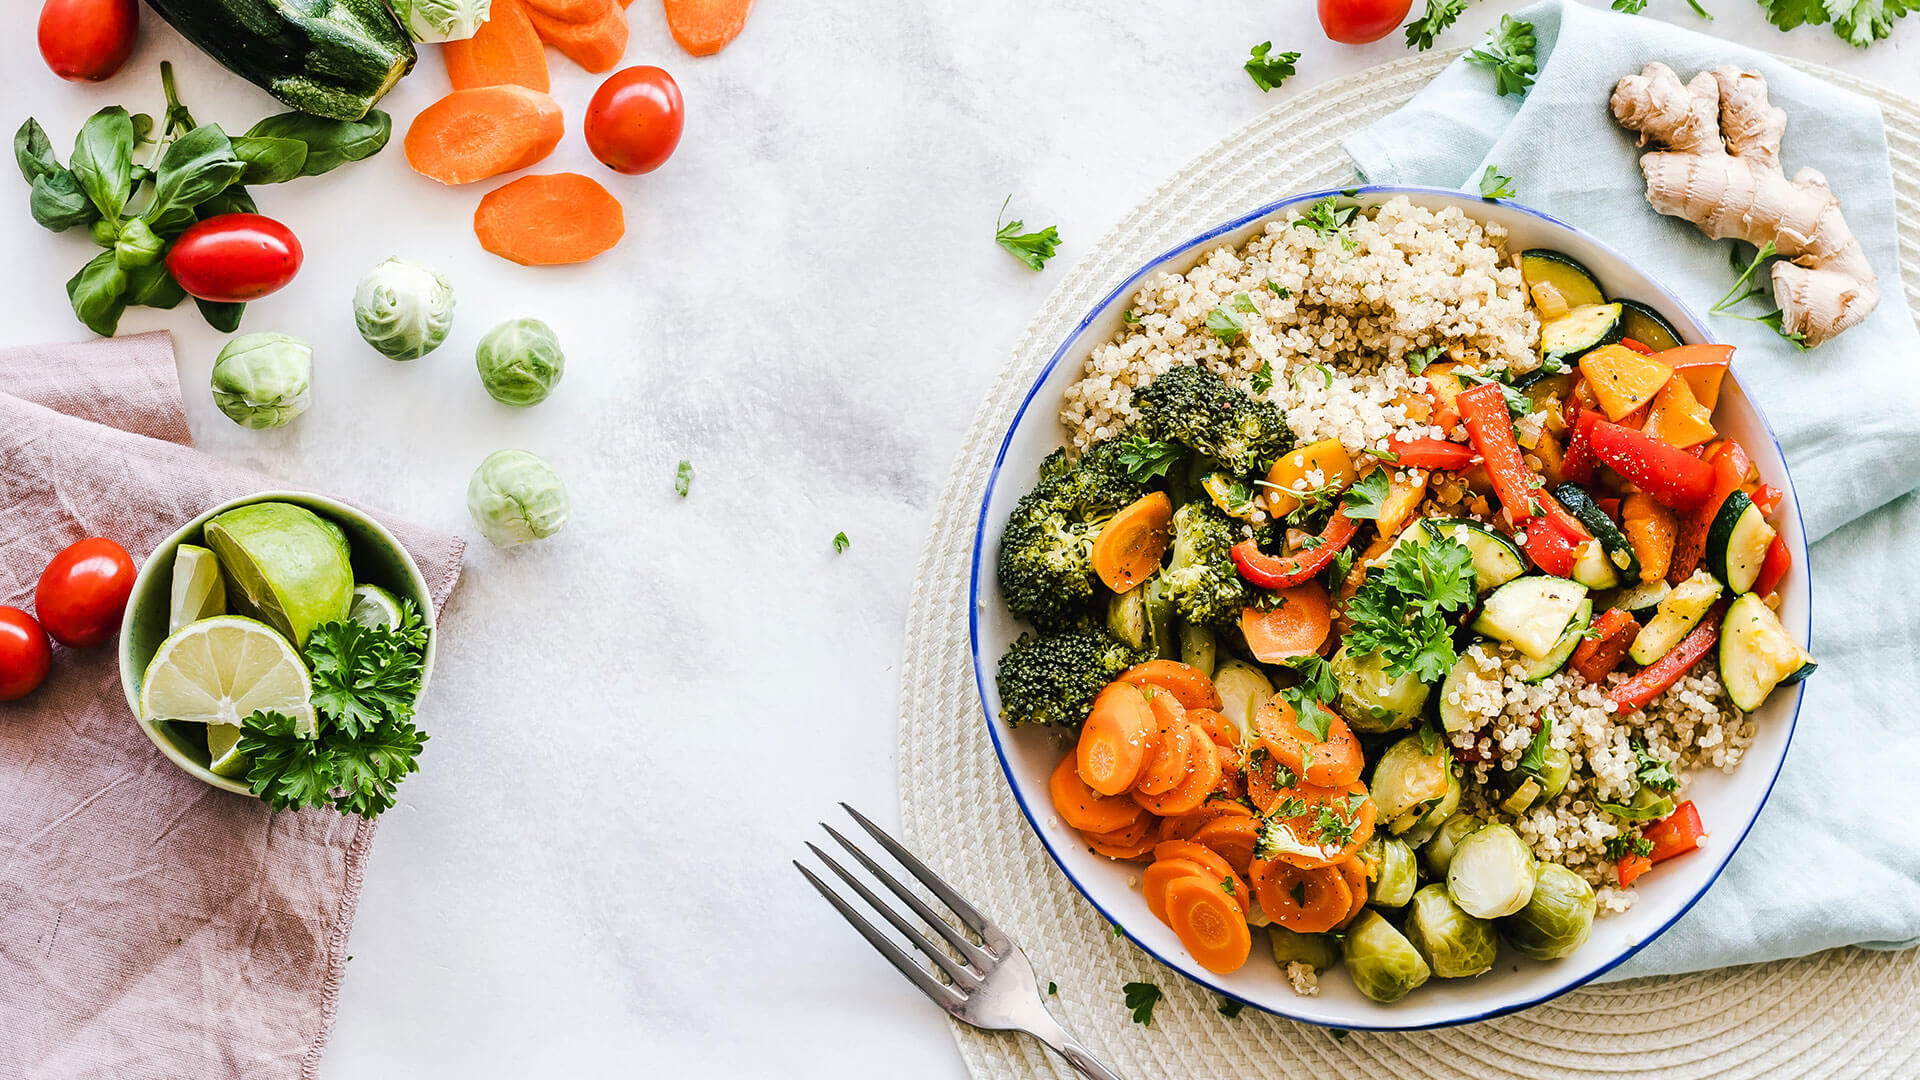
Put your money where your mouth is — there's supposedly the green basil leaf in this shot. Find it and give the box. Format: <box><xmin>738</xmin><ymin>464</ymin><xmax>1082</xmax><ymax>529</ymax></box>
<box><xmin>88</xmin><ymin>216</ymin><xmax>119</xmax><ymax>246</ymax></box>
<box><xmin>195</xmin><ymin>296</ymin><xmax>244</xmax><ymax>333</ymax></box>
<box><xmin>114</xmin><ymin>217</ymin><xmax>164</xmax><ymax>268</ymax></box>
<box><xmin>70</xmin><ymin>106</ymin><xmax>135</xmax><ymax>220</ymax></box>
<box><xmin>196</xmin><ymin>185</ymin><xmax>257</xmax><ymax>219</ymax></box>
<box><xmin>124</xmin><ymin>261</ymin><xmax>186</xmax><ymax>309</ymax></box>
<box><xmin>232</xmin><ymin>136</ymin><xmax>308</xmax><ymax>186</ymax></box>
<box><xmin>130</xmin><ymin>112</ymin><xmax>155</xmax><ymax>146</ymax></box>
<box><xmin>29</xmin><ymin>169</ymin><xmax>97</xmax><ymax>232</ymax></box>
<box><xmin>14</xmin><ymin>118</ymin><xmax>61</xmax><ymax>184</ymax></box>
<box><xmin>147</xmin><ymin>124</ymin><xmax>245</xmax><ymax>222</ymax></box>
<box><xmin>243</xmin><ymin>110</ymin><xmax>392</xmax><ymax>178</ymax></box>
<box><xmin>67</xmin><ymin>249</ymin><xmax>129</xmax><ymax>337</ymax></box>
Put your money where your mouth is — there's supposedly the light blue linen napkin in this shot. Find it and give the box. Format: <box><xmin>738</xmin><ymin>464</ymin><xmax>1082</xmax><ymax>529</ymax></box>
<box><xmin>1348</xmin><ymin>0</ymin><xmax>1920</xmax><ymax>980</ymax></box>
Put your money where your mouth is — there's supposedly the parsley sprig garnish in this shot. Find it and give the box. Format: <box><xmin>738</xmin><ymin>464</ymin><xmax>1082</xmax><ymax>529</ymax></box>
<box><xmin>1343</xmin><ymin>533</ymin><xmax>1477</xmax><ymax>682</ymax></box>
<box><xmin>1466</xmin><ymin>16</ymin><xmax>1538</xmax><ymax>99</ymax></box>
<box><xmin>1406</xmin><ymin>0</ymin><xmax>1469</xmax><ymax>49</ymax></box>
<box><xmin>1115</xmin><ymin>433</ymin><xmax>1183</xmax><ymax>481</ymax></box>
<box><xmin>1123</xmin><ymin>981</ymin><xmax>1163</xmax><ymax>1025</ymax></box>
<box><xmin>1632</xmin><ymin>739</ymin><xmax>1679</xmax><ymax>793</ymax></box>
<box><xmin>1244</xmin><ymin>42</ymin><xmax>1301</xmax><ymax>92</ymax></box>
<box><xmin>1297</xmin><ymin>197</ymin><xmax>1359</xmax><ymax>249</ymax></box>
<box><xmin>1479</xmin><ymin>164</ymin><xmax>1517</xmax><ymax>200</ymax></box>
<box><xmin>1337</xmin><ymin>470</ymin><xmax>1392</xmax><ymax>521</ymax></box>
<box><xmin>995</xmin><ymin>195</ymin><xmax>1061</xmax><ymax>271</ymax></box>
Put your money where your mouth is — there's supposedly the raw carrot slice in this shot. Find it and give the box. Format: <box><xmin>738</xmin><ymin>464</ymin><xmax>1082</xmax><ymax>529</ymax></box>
<box><xmin>1132</xmin><ymin>696</ymin><xmax>1192</xmax><ymax>797</ymax></box>
<box><xmin>444</xmin><ymin>0</ymin><xmax>550</xmax><ymax>92</ymax></box>
<box><xmin>1239</xmin><ymin>584</ymin><xmax>1332</xmax><ymax>662</ymax></box>
<box><xmin>1251</xmin><ymin>693</ymin><xmax>1363</xmax><ymax>789</ymax></box>
<box><xmin>1049</xmin><ymin>754</ymin><xmax>1142</xmax><ymax>835</ymax></box>
<box><xmin>1132</xmin><ymin>721</ymin><xmax>1223</xmax><ymax>816</ymax></box>
<box><xmin>527</xmin><ymin>1</ymin><xmax>630</xmax><ymax>72</ymax></box>
<box><xmin>1255</xmin><ymin>780</ymin><xmax>1374</xmax><ymax>870</ymax></box>
<box><xmin>1120</xmin><ymin>659</ymin><xmax>1223</xmax><ymax>711</ymax></box>
<box><xmin>1090</xmin><ymin>492</ymin><xmax>1172</xmax><ymax>591</ymax></box>
<box><xmin>1158</xmin><ymin>800</ymin><xmax>1253</xmax><ymax>843</ymax></box>
<box><xmin>663</xmin><ymin>0</ymin><xmax>754</xmax><ymax>56</ymax></box>
<box><xmin>523</xmin><ymin>0</ymin><xmax>611</xmax><ymax>20</ymax></box>
<box><xmin>474</xmin><ymin>173</ymin><xmax>626</xmax><ymax>265</ymax></box>
<box><xmin>1077</xmin><ymin>682</ymin><xmax>1157</xmax><ymax>796</ymax></box>
<box><xmin>1248</xmin><ymin>857</ymin><xmax>1351</xmax><ymax>934</ymax></box>
<box><xmin>1164</xmin><ymin>875</ymin><xmax>1253</xmax><ymax>974</ymax></box>
<box><xmin>1334</xmin><ymin>857</ymin><xmax>1369</xmax><ymax>929</ymax></box>
<box><xmin>405</xmin><ymin>86</ymin><xmax>563</xmax><ymax>185</ymax></box>
<box><xmin>1190</xmin><ymin>813</ymin><xmax>1259</xmax><ymax>877</ymax></box>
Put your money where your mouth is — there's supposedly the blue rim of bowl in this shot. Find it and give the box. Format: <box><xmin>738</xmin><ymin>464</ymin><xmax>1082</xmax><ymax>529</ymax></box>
<box><xmin>965</xmin><ymin>184</ymin><xmax>1811</xmax><ymax>1030</ymax></box>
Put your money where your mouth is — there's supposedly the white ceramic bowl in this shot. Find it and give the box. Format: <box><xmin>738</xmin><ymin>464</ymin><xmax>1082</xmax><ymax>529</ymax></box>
<box><xmin>967</xmin><ymin>186</ymin><xmax>1811</xmax><ymax>1029</ymax></box>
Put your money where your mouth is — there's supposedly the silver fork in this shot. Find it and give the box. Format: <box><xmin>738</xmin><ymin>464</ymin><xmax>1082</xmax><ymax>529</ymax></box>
<box><xmin>796</xmin><ymin>804</ymin><xmax>1125</xmax><ymax>1080</ymax></box>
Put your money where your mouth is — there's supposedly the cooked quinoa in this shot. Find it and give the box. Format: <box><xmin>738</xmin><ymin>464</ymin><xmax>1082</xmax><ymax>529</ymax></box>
<box><xmin>1061</xmin><ymin>196</ymin><xmax>1539</xmax><ymax>451</ymax></box>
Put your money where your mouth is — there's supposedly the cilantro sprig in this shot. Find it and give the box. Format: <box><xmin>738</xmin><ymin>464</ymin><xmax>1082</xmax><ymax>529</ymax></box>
<box><xmin>1343</xmin><ymin>533</ymin><xmax>1477</xmax><ymax>681</ymax></box>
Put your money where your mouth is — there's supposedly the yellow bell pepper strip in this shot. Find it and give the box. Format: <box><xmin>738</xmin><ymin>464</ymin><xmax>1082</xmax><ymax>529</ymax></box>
<box><xmin>1661</xmin><ymin>344</ymin><xmax>1735</xmax><ymax>411</ymax></box>
<box><xmin>1578</xmin><ymin>344</ymin><xmax>1673</xmax><ymax>421</ymax></box>
<box><xmin>1456</xmin><ymin>382</ymin><xmax>1541</xmax><ymax>526</ymax></box>
<box><xmin>1588</xmin><ymin>419</ymin><xmax>1716</xmax><ymax>512</ymax></box>
<box><xmin>1605</xmin><ymin>600</ymin><xmax>1727</xmax><ymax>714</ymax></box>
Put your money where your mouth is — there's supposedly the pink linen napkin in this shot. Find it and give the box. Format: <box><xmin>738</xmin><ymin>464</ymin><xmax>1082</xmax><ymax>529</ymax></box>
<box><xmin>0</xmin><ymin>333</ymin><xmax>464</xmax><ymax>1080</ymax></box>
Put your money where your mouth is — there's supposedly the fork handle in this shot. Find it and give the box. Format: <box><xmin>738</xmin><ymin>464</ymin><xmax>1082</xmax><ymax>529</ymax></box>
<box><xmin>1024</xmin><ymin>1012</ymin><xmax>1124</xmax><ymax>1080</ymax></box>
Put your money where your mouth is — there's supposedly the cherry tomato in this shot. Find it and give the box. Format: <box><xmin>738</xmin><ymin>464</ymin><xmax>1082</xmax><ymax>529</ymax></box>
<box><xmin>585</xmin><ymin>66</ymin><xmax>685</xmax><ymax>175</ymax></box>
<box><xmin>165</xmin><ymin>213</ymin><xmax>303</xmax><ymax>303</ymax></box>
<box><xmin>36</xmin><ymin>538</ymin><xmax>135</xmax><ymax>649</ymax></box>
<box><xmin>38</xmin><ymin>0</ymin><xmax>138</xmax><ymax>83</ymax></box>
<box><xmin>0</xmin><ymin>607</ymin><xmax>53</xmax><ymax>702</ymax></box>
<box><xmin>1317</xmin><ymin>0</ymin><xmax>1413</xmax><ymax>44</ymax></box>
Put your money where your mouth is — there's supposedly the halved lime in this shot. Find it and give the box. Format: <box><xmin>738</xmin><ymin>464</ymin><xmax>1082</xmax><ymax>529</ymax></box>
<box><xmin>169</xmin><ymin>544</ymin><xmax>228</xmax><ymax>633</ymax></box>
<box><xmin>349</xmin><ymin>584</ymin><xmax>405</xmax><ymax>629</ymax></box>
<box><xmin>202</xmin><ymin>502</ymin><xmax>354</xmax><ymax>648</ymax></box>
<box><xmin>206</xmin><ymin>723</ymin><xmax>251</xmax><ymax>778</ymax></box>
<box><xmin>140</xmin><ymin>615</ymin><xmax>316</xmax><ymax>737</ymax></box>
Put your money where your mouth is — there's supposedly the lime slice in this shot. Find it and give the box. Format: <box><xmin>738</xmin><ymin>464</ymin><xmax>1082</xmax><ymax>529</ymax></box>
<box><xmin>169</xmin><ymin>544</ymin><xmax>228</xmax><ymax>633</ymax></box>
<box><xmin>349</xmin><ymin>584</ymin><xmax>405</xmax><ymax>629</ymax></box>
<box><xmin>206</xmin><ymin>723</ymin><xmax>251</xmax><ymax>778</ymax></box>
<box><xmin>202</xmin><ymin>502</ymin><xmax>354</xmax><ymax>648</ymax></box>
<box><xmin>140</xmin><ymin>615</ymin><xmax>316</xmax><ymax>737</ymax></box>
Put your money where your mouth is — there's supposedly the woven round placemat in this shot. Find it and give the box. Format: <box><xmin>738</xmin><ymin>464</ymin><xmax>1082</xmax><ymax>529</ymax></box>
<box><xmin>898</xmin><ymin>48</ymin><xmax>1920</xmax><ymax>1080</ymax></box>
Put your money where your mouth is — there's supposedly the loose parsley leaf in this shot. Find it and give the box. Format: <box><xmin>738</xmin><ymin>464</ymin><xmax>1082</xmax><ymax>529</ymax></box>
<box><xmin>1218</xmin><ymin>998</ymin><xmax>1245</xmax><ymax>1018</ymax></box>
<box><xmin>1244</xmin><ymin>42</ymin><xmax>1301</xmax><ymax>92</ymax></box>
<box><xmin>1418</xmin><ymin>723</ymin><xmax>1441</xmax><ymax>755</ymax></box>
<box><xmin>1466</xmin><ymin>16</ymin><xmax>1538</xmax><ymax>98</ymax></box>
<box><xmin>675</xmin><ymin>459</ymin><xmax>694</xmax><ymax>498</ymax></box>
<box><xmin>1232</xmin><ymin>291</ymin><xmax>1259</xmax><ymax>313</ymax></box>
<box><xmin>1405</xmin><ymin>344</ymin><xmax>1444</xmax><ymax>375</ymax></box>
<box><xmin>1115</xmin><ymin>433</ymin><xmax>1183</xmax><ymax>481</ymax></box>
<box><xmin>1220</xmin><ymin>876</ymin><xmax>1236</xmax><ymax>896</ymax></box>
<box><xmin>1297</xmin><ymin>197</ymin><xmax>1359</xmax><ymax>248</ymax></box>
<box><xmin>1479</xmin><ymin>164</ymin><xmax>1517</xmax><ymax>200</ymax></box>
<box><xmin>1048</xmin><ymin>981</ymin><xmax>1058</xmax><ymax>995</ymax></box>
<box><xmin>1612</xmin><ymin>0</ymin><xmax>1648</xmax><ymax>11</ymax></box>
<box><xmin>1285</xmin><ymin>690</ymin><xmax>1335</xmax><ymax>742</ymax></box>
<box><xmin>1123</xmin><ymin>308</ymin><xmax>1142</xmax><ymax>325</ymax></box>
<box><xmin>1606</xmin><ymin>833</ymin><xmax>1655</xmax><ymax>859</ymax></box>
<box><xmin>1325</xmin><ymin>546</ymin><xmax>1356</xmax><ymax>591</ymax></box>
<box><xmin>1286</xmin><ymin>654</ymin><xmax>1340</xmax><ymax>704</ymax></box>
<box><xmin>1339</xmin><ymin>469</ymin><xmax>1392</xmax><ymax>521</ymax></box>
<box><xmin>1632</xmin><ymin>739</ymin><xmax>1679</xmax><ymax>792</ymax></box>
<box><xmin>1123</xmin><ymin>981</ymin><xmax>1163</xmax><ymax>1025</ymax></box>
<box><xmin>1205</xmin><ymin>305</ymin><xmax>1246</xmax><ymax>344</ymax></box>
<box><xmin>1251</xmin><ymin>360</ymin><xmax>1274</xmax><ymax>395</ymax></box>
<box><xmin>1290</xmin><ymin>879</ymin><xmax>1309</xmax><ymax>907</ymax></box>
<box><xmin>1686</xmin><ymin>0</ymin><xmax>1714</xmax><ymax>20</ymax></box>
<box><xmin>1405</xmin><ymin>0</ymin><xmax>1469</xmax><ymax>49</ymax></box>
<box><xmin>995</xmin><ymin>195</ymin><xmax>1061</xmax><ymax>271</ymax></box>
<box><xmin>832</xmin><ymin>531</ymin><xmax>850</xmax><ymax>554</ymax></box>
<box><xmin>1314</xmin><ymin>805</ymin><xmax>1356</xmax><ymax>848</ymax></box>
<box><xmin>1265</xmin><ymin>280</ymin><xmax>1291</xmax><ymax>298</ymax></box>
<box><xmin>1517</xmin><ymin>711</ymin><xmax>1554</xmax><ymax>774</ymax></box>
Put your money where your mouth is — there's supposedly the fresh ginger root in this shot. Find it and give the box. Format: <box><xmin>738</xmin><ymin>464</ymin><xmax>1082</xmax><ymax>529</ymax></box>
<box><xmin>1610</xmin><ymin>62</ymin><xmax>1878</xmax><ymax>348</ymax></box>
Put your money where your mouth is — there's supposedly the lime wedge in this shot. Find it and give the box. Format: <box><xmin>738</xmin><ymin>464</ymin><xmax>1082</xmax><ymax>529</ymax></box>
<box><xmin>140</xmin><ymin>615</ymin><xmax>316</xmax><ymax>737</ymax></box>
<box><xmin>169</xmin><ymin>544</ymin><xmax>228</xmax><ymax>633</ymax></box>
<box><xmin>202</xmin><ymin>503</ymin><xmax>354</xmax><ymax>648</ymax></box>
<box><xmin>206</xmin><ymin>723</ymin><xmax>251</xmax><ymax>778</ymax></box>
<box><xmin>349</xmin><ymin>584</ymin><xmax>405</xmax><ymax>629</ymax></box>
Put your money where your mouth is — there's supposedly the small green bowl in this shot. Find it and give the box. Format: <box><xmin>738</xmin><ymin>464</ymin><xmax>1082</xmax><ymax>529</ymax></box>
<box><xmin>117</xmin><ymin>490</ymin><xmax>438</xmax><ymax>797</ymax></box>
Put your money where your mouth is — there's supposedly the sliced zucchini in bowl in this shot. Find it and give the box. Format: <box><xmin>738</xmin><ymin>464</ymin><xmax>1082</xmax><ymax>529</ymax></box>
<box><xmin>1719</xmin><ymin>592</ymin><xmax>1816</xmax><ymax>711</ymax></box>
<box><xmin>1554</xmin><ymin>484</ymin><xmax>1639</xmax><ymax>582</ymax></box>
<box><xmin>1617</xmin><ymin>299</ymin><xmax>1685</xmax><ymax>352</ymax></box>
<box><xmin>1521</xmin><ymin>250</ymin><xmax>1606</xmax><ymax>310</ymax></box>
<box><xmin>1570</xmin><ymin>539</ymin><xmax>1621</xmax><ymax>591</ymax></box>
<box><xmin>1541</xmin><ymin>303</ymin><xmax>1624</xmax><ymax>359</ymax></box>
<box><xmin>1472</xmin><ymin>577</ymin><xmax>1589</xmax><ymax>660</ymax></box>
<box><xmin>1610</xmin><ymin>578</ymin><xmax>1671</xmax><ymax>613</ymax></box>
<box><xmin>1628</xmin><ymin>570</ymin><xmax>1723</xmax><ymax>665</ymax></box>
<box><xmin>1520</xmin><ymin>598</ymin><xmax>1592</xmax><ymax>682</ymax></box>
<box><xmin>1705</xmin><ymin>490</ymin><xmax>1777</xmax><ymax>594</ymax></box>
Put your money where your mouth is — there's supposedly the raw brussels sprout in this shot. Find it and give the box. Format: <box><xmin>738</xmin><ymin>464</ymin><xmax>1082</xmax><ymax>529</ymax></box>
<box><xmin>1333</xmin><ymin>644</ymin><xmax>1431</xmax><ymax>732</ymax></box>
<box><xmin>354</xmin><ymin>257</ymin><xmax>455</xmax><ymax>360</ymax></box>
<box><xmin>1403</xmin><ymin>884</ymin><xmax>1498</xmax><ymax>978</ymax></box>
<box><xmin>467</xmin><ymin>449</ymin><xmax>569</xmax><ymax>547</ymax></box>
<box><xmin>1421</xmin><ymin>814</ymin><xmax>1483</xmax><ymax>879</ymax></box>
<box><xmin>476</xmin><ymin>318</ymin><xmax>565</xmax><ymax>407</ymax></box>
<box><xmin>1371</xmin><ymin>733</ymin><xmax>1455</xmax><ymax>827</ymax></box>
<box><xmin>1267</xmin><ymin>924</ymin><xmax>1339</xmax><ymax>970</ymax></box>
<box><xmin>389</xmin><ymin>0</ymin><xmax>492</xmax><ymax>42</ymax></box>
<box><xmin>1343</xmin><ymin>910</ymin><xmax>1431</xmax><ymax>1003</ymax></box>
<box><xmin>1212</xmin><ymin>660</ymin><xmax>1273</xmax><ymax>745</ymax></box>
<box><xmin>1502</xmin><ymin>862</ymin><xmax>1597</xmax><ymax>960</ymax></box>
<box><xmin>1447</xmin><ymin>823</ymin><xmax>1537</xmax><ymax>919</ymax></box>
<box><xmin>1364</xmin><ymin>836</ymin><xmax>1418</xmax><ymax>909</ymax></box>
<box><xmin>211</xmin><ymin>332</ymin><xmax>312</xmax><ymax>430</ymax></box>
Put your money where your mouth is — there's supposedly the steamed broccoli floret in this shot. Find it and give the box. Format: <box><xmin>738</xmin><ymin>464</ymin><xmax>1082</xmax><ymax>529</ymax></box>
<box><xmin>1131</xmin><ymin>365</ymin><xmax>1292</xmax><ymax>476</ymax></box>
<box><xmin>996</xmin><ymin>445</ymin><xmax>1150</xmax><ymax>631</ymax></box>
<box><xmin>1159</xmin><ymin>501</ymin><xmax>1252</xmax><ymax>628</ymax></box>
<box><xmin>996</xmin><ymin>628</ymin><xmax>1150</xmax><ymax>727</ymax></box>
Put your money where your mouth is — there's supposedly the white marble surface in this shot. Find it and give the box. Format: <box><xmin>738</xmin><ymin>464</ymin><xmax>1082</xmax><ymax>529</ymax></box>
<box><xmin>1</xmin><ymin>2</ymin><xmax>1915</xmax><ymax>1076</ymax></box>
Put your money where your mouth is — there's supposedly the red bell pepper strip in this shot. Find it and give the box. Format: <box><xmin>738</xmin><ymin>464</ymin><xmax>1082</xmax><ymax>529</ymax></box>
<box><xmin>1605</xmin><ymin>601</ymin><xmax>1727</xmax><ymax>714</ymax></box>
<box><xmin>1229</xmin><ymin>510</ymin><xmax>1359</xmax><ymax>589</ymax></box>
<box><xmin>1617</xmin><ymin>853</ymin><xmax>1653</xmax><ymax>887</ymax></box>
<box><xmin>1588</xmin><ymin>419</ymin><xmax>1716</xmax><ymax>512</ymax></box>
<box><xmin>1751</xmin><ymin>483</ymin><xmax>1784</xmax><ymax>518</ymax></box>
<box><xmin>1384</xmin><ymin>436</ymin><xmax>1476</xmax><ymax>472</ymax></box>
<box><xmin>1754</xmin><ymin>534</ymin><xmax>1792</xmax><ymax>596</ymax></box>
<box><xmin>1670</xmin><ymin>440</ymin><xmax>1753</xmax><ymax>585</ymax></box>
<box><xmin>1537</xmin><ymin>491</ymin><xmax>1592</xmax><ymax>543</ymax></box>
<box><xmin>1571</xmin><ymin>607</ymin><xmax>1640</xmax><ymax>683</ymax></box>
<box><xmin>1621</xmin><ymin>338</ymin><xmax>1655</xmax><ymax>355</ymax></box>
<box><xmin>1522</xmin><ymin>522</ymin><xmax>1579</xmax><ymax>578</ymax></box>
<box><xmin>1596</xmin><ymin>497</ymin><xmax>1622</xmax><ymax>521</ymax></box>
<box><xmin>1645</xmin><ymin>800</ymin><xmax>1705</xmax><ymax>863</ymax></box>
<box><xmin>1560</xmin><ymin>409</ymin><xmax>1601</xmax><ymax>485</ymax></box>
<box><xmin>1457</xmin><ymin>382</ymin><xmax>1540</xmax><ymax>524</ymax></box>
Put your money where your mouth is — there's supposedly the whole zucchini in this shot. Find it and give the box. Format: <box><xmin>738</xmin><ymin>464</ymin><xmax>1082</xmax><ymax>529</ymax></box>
<box><xmin>145</xmin><ymin>0</ymin><xmax>416</xmax><ymax>121</ymax></box>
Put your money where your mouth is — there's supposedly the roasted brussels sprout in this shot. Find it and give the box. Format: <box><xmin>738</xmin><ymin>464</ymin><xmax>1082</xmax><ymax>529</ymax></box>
<box><xmin>1343</xmin><ymin>910</ymin><xmax>1431</xmax><ymax>1003</ymax></box>
<box><xmin>1371</xmin><ymin>733</ymin><xmax>1455</xmax><ymax>828</ymax></box>
<box><xmin>1397</xmin><ymin>765</ymin><xmax>1462</xmax><ymax>846</ymax></box>
<box><xmin>1447</xmin><ymin>823</ymin><xmax>1537</xmax><ymax>919</ymax></box>
<box><xmin>476</xmin><ymin>318</ymin><xmax>565</xmax><ymax>407</ymax></box>
<box><xmin>1332</xmin><ymin>644</ymin><xmax>1431</xmax><ymax>732</ymax></box>
<box><xmin>211</xmin><ymin>332</ymin><xmax>312</xmax><ymax>429</ymax></box>
<box><xmin>1212</xmin><ymin>660</ymin><xmax>1273</xmax><ymax>745</ymax></box>
<box><xmin>1179</xmin><ymin>622</ymin><xmax>1217</xmax><ymax>677</ymax></box>
<box><xmin>1403</xmin><ymin>884</ymin><xmax>1498</xmax><ymax>978</ymax></box>
<box><xmin>1502</xmin><ymin>862</ymin><xmax>1597</xmax><ymax>960</ymax></box>
<box><xmin>1421</xmin><ymin>814</ymin><xmax>1483</xmax><ymax>879</ymax></box>
<box><xmin>1267</xmin><ymin>924</ymin><xmax>1339</xmax><ymax>970</ymax></box>
<box><xmin>1364</xmin><ymin>836</ymin><xmax>1418</xmax><ymax>908</ymax></box>
<box><xmin>467</xmin><ymin>449</ymin><xmax>570</xmax><ymax>546</ymax></box>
